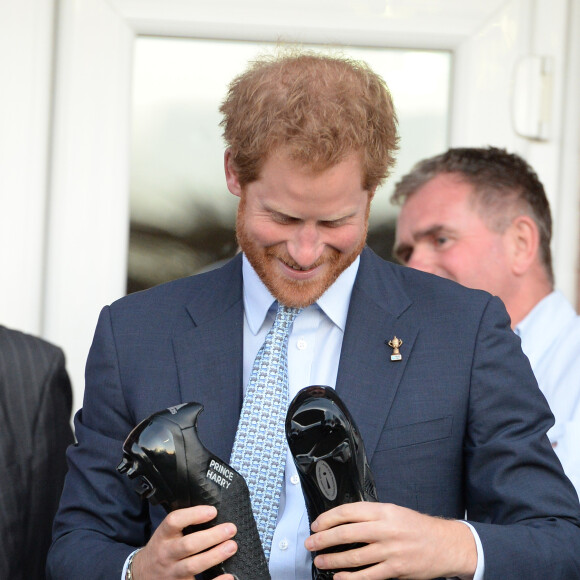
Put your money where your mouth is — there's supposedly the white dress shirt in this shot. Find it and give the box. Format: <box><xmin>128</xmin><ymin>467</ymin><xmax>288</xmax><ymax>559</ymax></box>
<box><xmin>515</xmin><ymin>290</ymin><xmax>580</xmax><ymax>494</ymax></box>
<box><xmin>242</xmin><ymin>254</ymin><xmax>357</xmax><ymax>579</ymax></box>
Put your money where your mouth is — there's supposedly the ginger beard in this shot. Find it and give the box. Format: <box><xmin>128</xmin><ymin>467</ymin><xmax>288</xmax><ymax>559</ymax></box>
<box><xmin>236</xmin><ymin>195</ymin><xmax>370</xmax><ymax>309</ymax></box>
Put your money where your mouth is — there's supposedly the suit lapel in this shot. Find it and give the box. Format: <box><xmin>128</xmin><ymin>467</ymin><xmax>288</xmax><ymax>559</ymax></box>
<box><xmin>172</xmin><ymin>255</ymin><xmax>244</xmax><ymax>462</ymax></box>
<box><xmin>336</xmin><ymin>249</ymin><xmax>419</xmax><ymax>460</ymax></box>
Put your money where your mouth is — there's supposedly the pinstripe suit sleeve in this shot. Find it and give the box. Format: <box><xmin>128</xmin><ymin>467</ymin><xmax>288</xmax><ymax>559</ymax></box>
<box><xmin>0</xmin><ymin>326</ymin><xmax>74</xmax><ymax>580</ymax></box>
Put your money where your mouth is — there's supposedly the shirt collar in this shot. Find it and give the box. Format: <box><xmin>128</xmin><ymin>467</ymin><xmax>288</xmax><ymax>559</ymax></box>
<box><xmin>516</xmin><ymin>290</ymin><xmax>576</xmax><ymax>342</ymax></box>
<box><xmin>514</xmin><ymin>290</ymin><xmax>579</xmax><ymax>366</ymax></box>
<box><xmin>242</xmin><ymin>253</ymin><xmax>360</xmax><ymax>335</ymax></box>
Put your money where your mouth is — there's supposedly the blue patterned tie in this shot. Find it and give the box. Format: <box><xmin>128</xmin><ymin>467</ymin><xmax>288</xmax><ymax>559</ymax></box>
<box><xmin>230</xmin><ymin>302</ymin><xmax>301</xmax><ymax>560</ymax></box>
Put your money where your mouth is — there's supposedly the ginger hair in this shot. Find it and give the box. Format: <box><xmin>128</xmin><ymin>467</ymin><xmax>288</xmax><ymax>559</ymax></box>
<box><xmin>219</xmin><ymin>50</ymin><xmax>399</xmax><ymax>191</ymax></box>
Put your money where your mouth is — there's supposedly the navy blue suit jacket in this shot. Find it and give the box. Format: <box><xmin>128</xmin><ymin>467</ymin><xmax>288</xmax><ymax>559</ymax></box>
<box><xmin>48</xmin><ymin>248</ymin><xmax>580</xmax><ymax>578</ymax></box>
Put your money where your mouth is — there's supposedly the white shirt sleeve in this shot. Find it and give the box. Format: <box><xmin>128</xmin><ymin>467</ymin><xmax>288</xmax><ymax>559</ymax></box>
<box><xmin>120</xmin><ymin>549</ymin><xmax>140</xmax><ymax>580</ymax></box>
<box><xmin>447</xmin><ymin>521</ymin><xmax>484</xmax><ymax>580</ymax></box>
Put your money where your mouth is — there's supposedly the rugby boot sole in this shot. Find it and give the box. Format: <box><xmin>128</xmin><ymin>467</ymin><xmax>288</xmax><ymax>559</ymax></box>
<box><xmin>285</xmin><ymin>385</ymin><xmax>378</xmax><ymax>579</ymax></box>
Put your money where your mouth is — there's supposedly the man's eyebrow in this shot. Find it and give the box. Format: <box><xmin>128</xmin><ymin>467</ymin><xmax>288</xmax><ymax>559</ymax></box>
<box><xmin>269</xmin><ymin>208</ymin><xmax>292</xmax><ymax>217</ymax></box>
<box><xmin>265</xmin><ymin>206</ymin><xmax>299</xmax><ymax>221</ymax></box>
<box><xmin>266</xmin><ymin>205</ymin><xmax>357</xmax><ymax>223</ymax></box>
<box><xmin>415</xmin><ymin>224</ymin><xmax>445</xmax><ymax>240</ymax></box>
<box><xmin>320</xmin><ymin>212</ymin><xmax>357</xmax><ymax>224</ymax></box>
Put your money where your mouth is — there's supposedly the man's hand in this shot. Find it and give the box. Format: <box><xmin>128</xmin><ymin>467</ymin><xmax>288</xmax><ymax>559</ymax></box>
<box><xmin>131</xmin><ymin>505</ymin><xmax>238</xmax><ymax>579</ymax></box>
<box><xmin>304</xmin><ymin>502</ymin><xmax>477</xmax><ymax>580</ymax></box>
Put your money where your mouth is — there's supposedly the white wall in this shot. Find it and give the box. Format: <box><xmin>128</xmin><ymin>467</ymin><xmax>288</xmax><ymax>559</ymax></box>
<box><xmin>451</xmin><ymin>0</ymin><xmax>580</xmax><ymax>300</ymax></box>
<box><xmin>0</xmin><ymin>0</ymin><xmax>55</xmax><ymax>336</ymax></box>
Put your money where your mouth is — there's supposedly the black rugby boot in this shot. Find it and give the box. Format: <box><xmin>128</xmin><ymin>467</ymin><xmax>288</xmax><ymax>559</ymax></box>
<box><xmin>285</xmin><ymin>385</ymin><xmax>378</xmax><ymax>579</ymax></box>
<box><xmin>117</xmin><ymin>402</ymin><xmax>270</xmax><ymax>580</ymax></box>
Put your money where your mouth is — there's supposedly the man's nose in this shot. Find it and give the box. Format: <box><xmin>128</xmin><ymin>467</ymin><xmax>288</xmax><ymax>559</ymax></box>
<box><xmin>288</xmin><ymin>224</ymin><xmax>324</xmax><ymax>268</ymax></box>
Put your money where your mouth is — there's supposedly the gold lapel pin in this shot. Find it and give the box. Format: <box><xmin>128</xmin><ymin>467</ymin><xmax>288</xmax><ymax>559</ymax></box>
<box><xmin>388</xmin><ymin>336</ymin><xmax>403</xmax><ymax>361</ymax></box>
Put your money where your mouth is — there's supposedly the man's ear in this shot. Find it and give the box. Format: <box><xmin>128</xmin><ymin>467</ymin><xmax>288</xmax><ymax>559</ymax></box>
<box><xmin>508</xmin><ymin>215</ymin><xmax>540</xmax><ymax>276</ymax></box>
<box><xmin>224</xmin><ymin>149</ymin><xmax>242</xmax><ymax>197</ymax></box>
